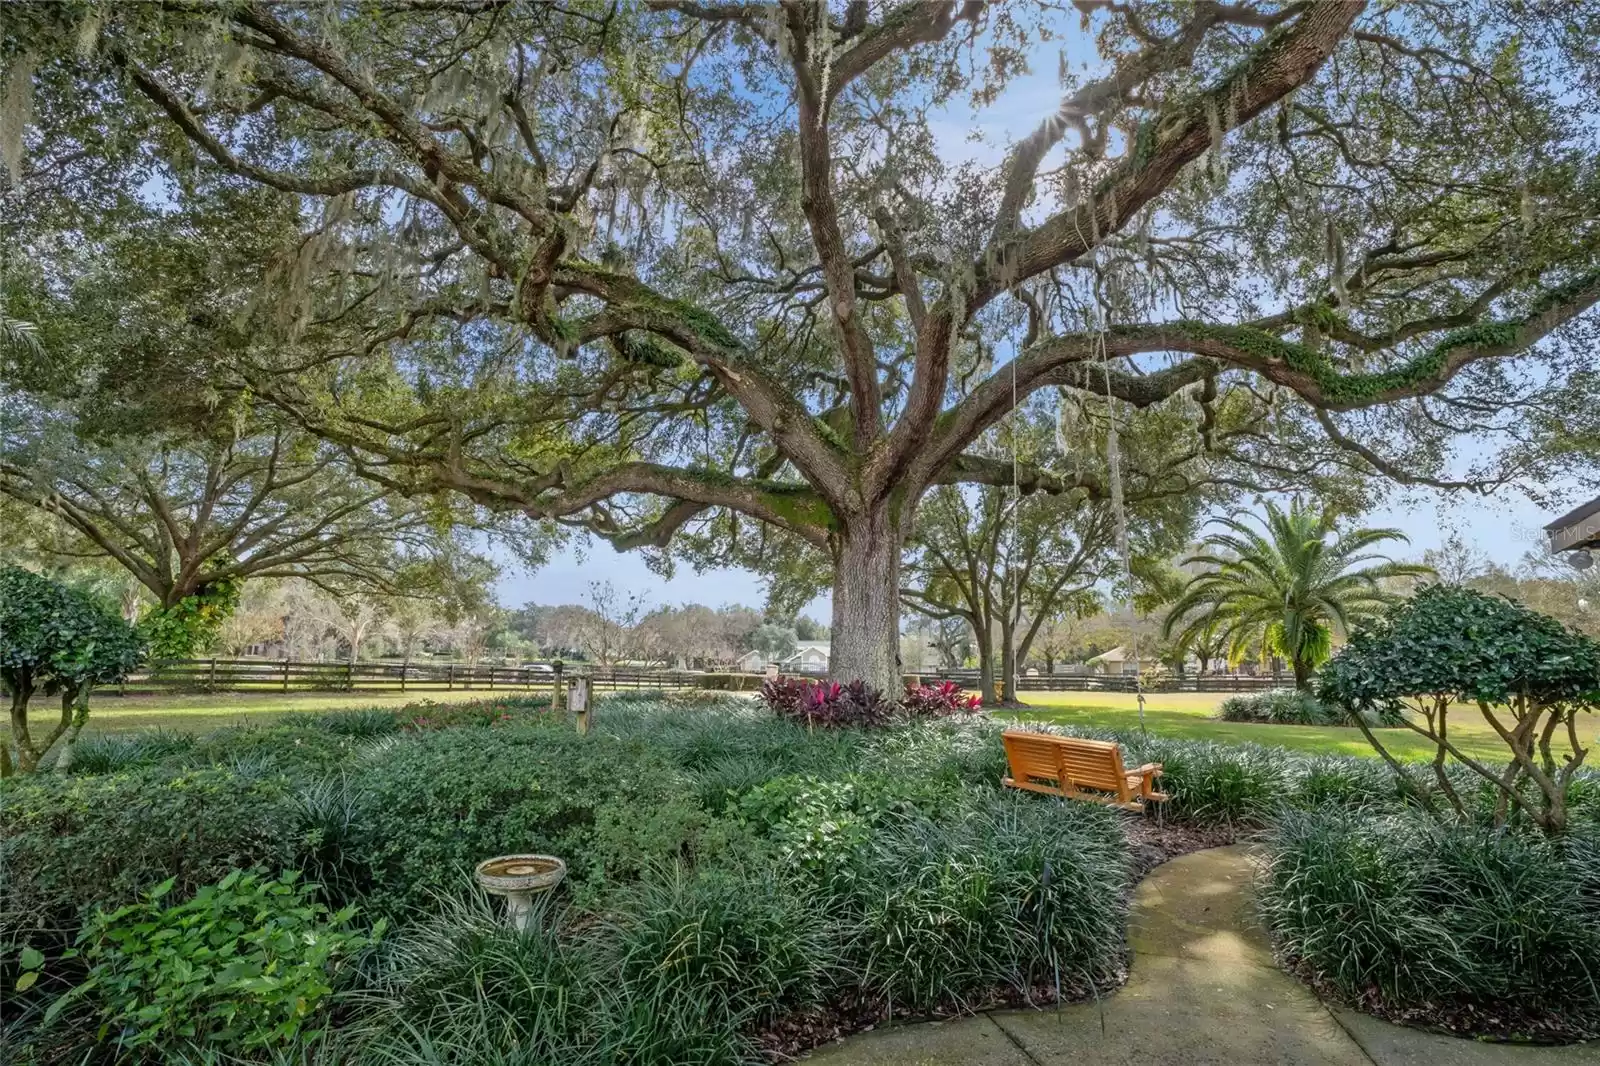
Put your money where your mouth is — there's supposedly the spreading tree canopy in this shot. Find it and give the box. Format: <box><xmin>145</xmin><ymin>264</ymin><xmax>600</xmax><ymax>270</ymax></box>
<box><xmin>5</xmin><ymin>1</ymin><xmax>1598</xmax><ymax>688</ymax></box>
<box><xmin>903</xmin><ymin>398</ymin><xmax>1206</xmax><ymax>702</ymax></box>
<box><xmin>0</xmin><ymin>187</ymin><xmax>515</xmax><ymax>652</ymax></box>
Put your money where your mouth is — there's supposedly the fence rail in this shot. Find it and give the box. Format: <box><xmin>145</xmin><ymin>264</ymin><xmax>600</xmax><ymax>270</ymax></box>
<box><xmin>117</xmin><ymin>658</ymin><xmax>719</xmax><ymax>695</ymax></box>
<box><xmin>103</xmin><ymin>657</ymin><xmax>1296</xmax><ymax>697</ymax></box>
<box><xmin>909</xmin><ymin>671</ymin><xmax>1295</xmax><ymax>693</ymax></box>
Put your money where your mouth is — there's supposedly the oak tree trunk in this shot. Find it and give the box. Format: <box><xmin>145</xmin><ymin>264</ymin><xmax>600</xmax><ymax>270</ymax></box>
<box><xmin>975</xmin><ymin>639</ymin><xmax>998</xmax><ymax>706</ymax></box>
<box><xmin>828</xmin><ymin>509</ymin><xmax>905</xmax><ymax>695</ymax></box>
<box><xmin>998</xmin><ymin>618</ymin><xmax>1023</xmax><ymax>707</ymax></box>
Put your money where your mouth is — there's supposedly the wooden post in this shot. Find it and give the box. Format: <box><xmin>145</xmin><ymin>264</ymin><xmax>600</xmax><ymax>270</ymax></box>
<box><xmin>570</xmin><ymin>676</ymin><xmax>592</xmax><ymax>735</ymax></box>
<box><xmin>346</xmin><ymin>659</ymin><xmax>354</xmax><ymax>692</ymax></box>
<box><xmin>447</xmin><ymin>663</ymin><xmax>455</xmax><ymax>691</ymax></box>
<box><xmin>208</xmin><ymin>658</ymin><xmax>217</xmax><ymax>691</ymax></box>
<box><xmin>551</xmin><ymin>661</ymin><xmax>564</xmax><ymax>712</ymax></box>
<box><xmin>282</xmin><ymin>658</ymin><xmax>290</xmax><ymax>693</ymax></box>
<box><xmin>488</xmin><ymin>665</ymin><xmax>496</xmax><ymax>691</ymax></box>
<box><xmin>400</xmin><ymin>662</ymin><xmax>407</xmax><ymax>692</ymax></box>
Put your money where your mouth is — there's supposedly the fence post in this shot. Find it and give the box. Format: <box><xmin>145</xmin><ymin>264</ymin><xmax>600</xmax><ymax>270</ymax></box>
<box><xmin>208</xmin><ymin>657</ymin><xmax>217</xmax><ymax>690</ymax></box>
<box><xmin>400</xmin><ymin>662</ymin><xmax>407</xmax><ymax>692</ymax></box>
<box><xmin>447</xmin><ymin>663</ymin><xmax>455</xmax><ymax>691</ymax></box>
<box><xmin>346</xmin><ymin>659</ymin><xmax>354</xmax><ymax>692</ymax></box>
<box><xmin>488</xmin><ymin>665</ymin><xmax>496</xmax><ymax>691</ymax></box>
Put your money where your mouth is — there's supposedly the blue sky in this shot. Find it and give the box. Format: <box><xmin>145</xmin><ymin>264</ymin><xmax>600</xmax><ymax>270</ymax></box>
<box><xmin>493</xmin><ymin>484</ymin><xmax>1572</xmax><ymax>614</ymax></box>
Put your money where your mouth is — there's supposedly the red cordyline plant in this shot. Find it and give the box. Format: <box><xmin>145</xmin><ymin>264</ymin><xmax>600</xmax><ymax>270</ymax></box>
<box><xmin>759</xmin><ymin>677</ymin><xmax>979</xmax><ymax>726</ymax></box>
<box><xmin>759</xmin><ymin>677</ymin><xmax>894</xmax><ymax>728</ymax></box>
<box><xmin>902</xmin><ymin>680</ymin><xmax>983</xmax><ymax>719</ymax></box>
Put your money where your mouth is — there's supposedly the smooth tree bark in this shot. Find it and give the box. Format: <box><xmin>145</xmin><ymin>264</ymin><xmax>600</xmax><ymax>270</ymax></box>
<box><xmin>18</xmin><ymin>1</ymin><xmax>1600</xmax><ymax>692</ymax></box>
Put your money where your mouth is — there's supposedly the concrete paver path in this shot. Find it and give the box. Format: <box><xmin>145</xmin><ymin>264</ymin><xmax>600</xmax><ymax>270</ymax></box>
<box><xmin>803</xmin><ymin>846</ymin><xmax>1600</xmax><ymax>1066</ymax></box>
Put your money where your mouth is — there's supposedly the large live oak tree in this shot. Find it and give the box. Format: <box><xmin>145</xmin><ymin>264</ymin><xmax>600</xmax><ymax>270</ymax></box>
<box><xmin>7</xmin><ymin>1</ymin><xmax>1598</xmax><ymax>690</ymax></box>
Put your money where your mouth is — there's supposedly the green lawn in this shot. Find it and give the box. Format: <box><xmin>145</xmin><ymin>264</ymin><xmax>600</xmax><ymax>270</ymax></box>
<box><xmin>3</xmin><ymin>688</ymin><xmax>523</xmax><ymax>738</ymax></box>
<box><xmin>1004</xmin><ymin>690</ymin><xmax>1600</xmax><ymax>763</ymax></box>
<box><xmin>7</xmin><ymin>686</ymin><xmax>1596</xmax><ymax>767</ymax></box>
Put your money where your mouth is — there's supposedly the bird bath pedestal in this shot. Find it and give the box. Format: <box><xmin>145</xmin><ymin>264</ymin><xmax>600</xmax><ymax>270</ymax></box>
<box><xmin>474</xmin><ymin>854</ymin><xmax>566</xmax><ymax>930</ymax></box>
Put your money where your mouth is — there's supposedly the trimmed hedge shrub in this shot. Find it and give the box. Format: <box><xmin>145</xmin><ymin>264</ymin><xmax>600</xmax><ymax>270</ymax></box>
<box><xmin>1258</xmin><ymin>809</ymin><xmax>1600</xmax><ymax>1038</ymax></box>
<box><xmin>1216</xmin><ymin>689</ymin><xmax>1402</xmax><ymax>727</ymax></box>
<box><xmin>0</xmin><ymin>765</ymin><xmax>298</xmax><ymax>1013</ymax></box>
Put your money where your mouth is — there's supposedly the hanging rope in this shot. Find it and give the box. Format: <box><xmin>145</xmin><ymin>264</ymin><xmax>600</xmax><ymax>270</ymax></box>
<box><xmin>1094</xmin><ymin>269</ymin><xmax>1146</xmax><ymax>736</ymax></box>
<box><xmin>1009</xmin><ymin>332</ymin><xmax>1020</xmax><ymax>706</ymax></box>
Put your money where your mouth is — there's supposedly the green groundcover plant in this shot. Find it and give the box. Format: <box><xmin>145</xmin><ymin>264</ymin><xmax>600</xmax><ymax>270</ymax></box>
<box><xmin>52</xmin><ymin>870</ymin><xmax>379</xmax><ymax>1055</ymax></box>
<box><xmin>1257</xmin><ymin>809</ymin><xmax>1600</xmax><ymax>1039</ymax></box>
<box><xmin>3</xmin><ymin>693</ymin><xmax>1597</xmax><ymax>1062</ymax></box>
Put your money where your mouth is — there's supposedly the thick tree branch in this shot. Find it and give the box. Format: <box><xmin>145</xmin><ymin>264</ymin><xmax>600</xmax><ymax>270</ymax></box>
<box><xmin>972</xmin><ymin>0</ymin><xmax>1364</xmax><ymax>308</ymax></box>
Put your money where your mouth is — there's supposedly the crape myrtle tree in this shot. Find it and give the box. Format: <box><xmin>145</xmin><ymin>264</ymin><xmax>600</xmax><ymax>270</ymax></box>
<box><xmin>10</xmin><ymin>2</ymin><xmax>1600</xmax><ymax>691</ymax></box>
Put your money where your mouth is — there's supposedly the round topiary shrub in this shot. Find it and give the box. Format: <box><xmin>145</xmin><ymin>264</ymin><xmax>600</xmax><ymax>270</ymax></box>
<box><xmin>1319</xmin><ymin>584</ymin><xmax>1600</xmax><ymax>834</ymax></box>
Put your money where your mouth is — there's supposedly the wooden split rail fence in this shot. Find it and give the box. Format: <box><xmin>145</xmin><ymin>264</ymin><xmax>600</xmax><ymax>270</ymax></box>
<box><xmin>910</xmin><ymin>671</ymin><xmax>1296</xmax><ymax>693</ymax></box>
<box><xmin>104</xmin><ymin>658</ymin><xmax>1296</xmax><ymax>697</ymax></box>
<box><xmin>117</xmin><ymin>658</ymin><xmax>716</xmax><ymax>695</ymax></box>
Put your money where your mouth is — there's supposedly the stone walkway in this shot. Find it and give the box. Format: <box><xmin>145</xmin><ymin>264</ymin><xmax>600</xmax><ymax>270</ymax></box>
<box><xmin>803</xmin><ymin>846</ymin><xmax>1600</xmax><ymax>1066</ymax></box>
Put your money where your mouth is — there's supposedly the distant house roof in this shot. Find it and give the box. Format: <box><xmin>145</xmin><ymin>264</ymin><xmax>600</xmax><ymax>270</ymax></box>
<box><xmin>1085</xmin><ymin>645</ymin><xmax>1128</xmax><ymax>664</ymax></box>
<box><xmin>1545</xmin><ymin>496</ymin><xmax>1600</xmax><ymax>552</ymax></box>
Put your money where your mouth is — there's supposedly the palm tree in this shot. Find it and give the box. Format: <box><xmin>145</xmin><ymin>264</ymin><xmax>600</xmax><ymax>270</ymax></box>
<box><xmin>1162</xmin><ymin>501</ymin><xmax>1432</xmax><ymax>690</ymax></box>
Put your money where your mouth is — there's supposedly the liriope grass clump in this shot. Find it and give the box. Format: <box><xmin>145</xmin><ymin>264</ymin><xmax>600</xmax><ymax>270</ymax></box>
<box><xmin>845</xmin><ymin>792</ymin><xmax>1129</xmax><ymax>1014</ymax></box>
<box><xmin>1257</xmin><ymin>809</ymin><xmax>1600</xmax><ymax>1039</ymax></box>
<box><xmin>600</xmin><ymin>863</ymin><xmax>835</xmax><ymax>1065</ymax></box>
<box><xmin>62</xmin><ymin>729</ymin><xmax>196</xmax><ymax>774</ymax></box>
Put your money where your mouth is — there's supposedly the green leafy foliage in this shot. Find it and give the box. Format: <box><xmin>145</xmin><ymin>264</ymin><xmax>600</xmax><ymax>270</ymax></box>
<box><xmin>138</xmin><ymin>574</ymin><xmax>243</xmax><ymax>660</ymax></box>
<box><xmin>844</xmin><ymin>794</ymin><xmax>1129</xmax><ymax>1013</ymax></box>
<box><xmin>1319</xmin><ymin>584</ymin><xmax>1600</xmax><ymax>712</ymax></box>
<box><xmin>1258</xmin><ymin>810</ymin><xmax>1600</xmax><ymax>1039</ymax></box>
<box><xmin>0</xmin><ymin>565</ymin><xmax>146</xmax><ymax>771</ymax></box>
<box><xmin>340</xmin><ymin>725</ymin><xmax>711</xmax><ymax>914</ymax></box>
<box><xmin>62</xmin><ymin>870</ymin><xmax>380</xmax><ymax>1053</ymax></box>
<box><xmin>0</xmin><ymin>766</ymin><xmax>296</xmax><ymax>1009</ymax></box>
<box><xmin>58</xmin><ymin>729</ymin><xmax>197</xmax><ymax>775</ymax></box>
<box><xmin>1216</xmin><ymin>688</ymin><xmax>1402</xmax><ymax>727</ymax></box>
<box><xmin>11</xmin><ymin>696</ymin><xmax>1596</xmax><ymax>1061</ymax></box>
<box><xmin>359</xmin><ymin>893</ymin><xmax>602</xmax><ymax>1065</ymax></box>
<box><xmin>1319</xmin><ymin>585</ymin><xmax>1600</xmax><ymax>833</ymax></box>
<box><xmin>602</xmin><ymin>864</ymin><xmax>832</xmax><ymax>1064</ymax></box>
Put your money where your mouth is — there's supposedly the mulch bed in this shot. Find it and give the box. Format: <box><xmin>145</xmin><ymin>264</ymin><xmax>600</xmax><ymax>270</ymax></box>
<box><xmin>1123</xmin><ymin>815</ymin><xmax>1236</xmax><ymax>878</ymax></box>
<box><xmin>755</xmin><ymin>813</ymin><xmax>1228</xmax><ymax>1062</ymax></box>
<box><xmin>1285</xmin><ymin>958</ymin><xmax>1600</xmax><ymax>1046</ymax></box>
